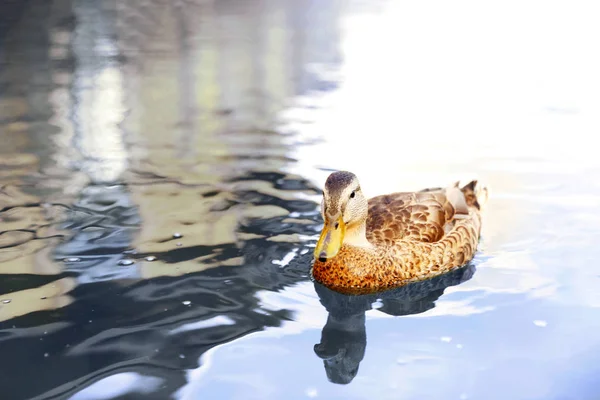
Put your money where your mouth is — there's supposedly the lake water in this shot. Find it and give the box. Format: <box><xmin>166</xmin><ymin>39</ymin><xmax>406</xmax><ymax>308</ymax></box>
<box><xmin>1</xmin><ymin>1</ymin><xmax>600</xmax><ymax>399</ymax></box>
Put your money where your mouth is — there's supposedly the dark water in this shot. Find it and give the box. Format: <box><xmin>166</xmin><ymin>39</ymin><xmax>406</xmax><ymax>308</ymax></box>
<box><xmin>1</xmin><ymin>1</ymin><xmax>600</xmax><ymax>399</ymax></box>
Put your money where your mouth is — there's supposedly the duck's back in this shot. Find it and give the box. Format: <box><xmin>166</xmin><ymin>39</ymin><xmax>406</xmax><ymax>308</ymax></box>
<box><xmin>366</xmin><ymin>181</ymin><xmax>483</xmax><ymax>245</ymax></box>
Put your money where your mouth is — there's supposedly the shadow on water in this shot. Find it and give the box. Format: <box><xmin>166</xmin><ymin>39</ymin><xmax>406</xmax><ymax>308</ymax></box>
<box><xmin>313</xmin><ymin>264</ymin><xmax>476</xmax><ymax>385</ymax></box>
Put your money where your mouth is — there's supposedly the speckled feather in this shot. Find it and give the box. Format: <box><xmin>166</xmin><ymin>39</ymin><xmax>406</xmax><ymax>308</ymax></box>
<box><xmin>312</xmin><ymin>180</ymin><xmax>487</xmax><ymax>295</ymax></box>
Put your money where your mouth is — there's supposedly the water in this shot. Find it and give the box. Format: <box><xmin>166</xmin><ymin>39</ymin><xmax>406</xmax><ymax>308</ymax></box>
<box><xmin>1</xmin><ymin>0</ymin><xmax>600</xmax><ymax>399</ymax></box>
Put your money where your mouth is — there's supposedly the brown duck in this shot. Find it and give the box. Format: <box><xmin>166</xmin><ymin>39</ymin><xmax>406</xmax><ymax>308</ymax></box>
<box><xmin>311</xmin><ymin>171</ymin><xmax>488</xmax><ymax>295</ymax></box>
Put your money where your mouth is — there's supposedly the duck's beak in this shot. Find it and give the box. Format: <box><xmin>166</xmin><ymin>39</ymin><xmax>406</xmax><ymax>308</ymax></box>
<box><xmin>314</xmin><ymin>216</ymin><xmax>346</xmax><ymax>261</ymax></box>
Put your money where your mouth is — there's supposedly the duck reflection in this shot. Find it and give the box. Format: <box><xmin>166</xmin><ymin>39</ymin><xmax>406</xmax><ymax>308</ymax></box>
<box><xmin>313</xmin><ymin>264</ymin><xmax>475</xmax><ymax>384</ymax></box>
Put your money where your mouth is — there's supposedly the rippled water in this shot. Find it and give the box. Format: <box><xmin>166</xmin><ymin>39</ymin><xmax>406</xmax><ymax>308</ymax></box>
<box><xmin>1</xmin><ymin>1</ymin><xmax>600</xmax><ymax>399</ymax></box>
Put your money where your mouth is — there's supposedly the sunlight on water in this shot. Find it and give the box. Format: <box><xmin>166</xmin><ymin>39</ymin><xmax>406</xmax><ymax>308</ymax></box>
<box><xmin>1</xmin><ymin>0</ymin><xmax>600</xmax><ymax>399</ymax></box>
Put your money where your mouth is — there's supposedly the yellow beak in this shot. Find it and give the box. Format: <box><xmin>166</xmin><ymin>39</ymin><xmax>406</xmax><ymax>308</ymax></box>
<box><xmin>314</xmin><ymin>216</ymin><xmax>346</xmax><ymax>261</ymax></box>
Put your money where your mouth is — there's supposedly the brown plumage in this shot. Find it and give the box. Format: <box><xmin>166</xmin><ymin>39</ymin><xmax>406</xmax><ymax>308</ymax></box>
<box><xmin>311</xmin><ymin>171</ymin><xmax>488</xmax><ymax>295</ymax></box>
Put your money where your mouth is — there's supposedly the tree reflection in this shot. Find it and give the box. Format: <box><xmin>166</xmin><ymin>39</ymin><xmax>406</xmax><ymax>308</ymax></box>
<box><xmin>0</xmin><ymin>0</ymin><xmax>343</xmax><ymax>398</ymax></box>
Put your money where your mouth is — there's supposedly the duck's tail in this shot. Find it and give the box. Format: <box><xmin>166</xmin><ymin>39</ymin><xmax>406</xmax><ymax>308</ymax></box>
<box><xmin>421</xmin><ymin>178</ymin><xmax>489</xmax><ymax>215</ymax></box>
<box><xmin>440</xmin><ymin>179</ymin><xmax>489</xmax><ymax>219</ymax></box>
<box><xmin>457</xmin><ymin>179</ymin><xmax>489</xmax><ymax>211</ymax></box>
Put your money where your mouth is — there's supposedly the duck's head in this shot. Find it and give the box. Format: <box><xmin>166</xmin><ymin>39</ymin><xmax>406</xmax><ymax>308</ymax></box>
<box><xmin>314</xmin><ymin>171</ymin><xmax>369</xmax><ymax>262</ymax></box>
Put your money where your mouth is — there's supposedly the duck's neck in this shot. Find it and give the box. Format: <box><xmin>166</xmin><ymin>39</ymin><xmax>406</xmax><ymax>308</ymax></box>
<box><xmin>343</xmin><ymin>221</ymin><xmax>373</xmax><ymax>249</ymax></box>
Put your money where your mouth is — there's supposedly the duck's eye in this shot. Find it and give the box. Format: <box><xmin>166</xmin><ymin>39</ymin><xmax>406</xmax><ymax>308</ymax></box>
<box><xmin>350</xmin><ymin>191</ymin><xmax>355</xmax><ymax>199</ymax></box>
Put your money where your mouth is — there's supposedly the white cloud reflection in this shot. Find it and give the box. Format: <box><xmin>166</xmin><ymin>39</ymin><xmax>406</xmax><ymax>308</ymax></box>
<box><xmin>69</xmin><ymin>372</ymin><xmax>163</xmax><ymax>400</ymax></box>
<box><xmin>168</xmin><ymin>315</ymin><xmax>236</xmax><ymax>336</ymax></box>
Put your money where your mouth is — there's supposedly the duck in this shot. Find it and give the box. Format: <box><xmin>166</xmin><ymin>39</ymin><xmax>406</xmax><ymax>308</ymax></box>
<box><xmin>311</xmin><ymin>171</ymin><xmax>488</xmax><ymax>295</ymax></box>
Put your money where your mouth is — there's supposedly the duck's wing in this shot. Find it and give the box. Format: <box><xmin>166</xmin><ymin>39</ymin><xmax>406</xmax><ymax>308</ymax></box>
<box><xmin>366</xmin><ymin>184</ymin><xmax>473</xmax><ymax>244</ymax></box>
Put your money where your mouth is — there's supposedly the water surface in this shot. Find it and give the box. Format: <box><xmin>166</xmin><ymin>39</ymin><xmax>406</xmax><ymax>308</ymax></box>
<box><xmin>1</xmin><ymin>1</ymin><xmax>600</xmax><ymax>399</ymax></box>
